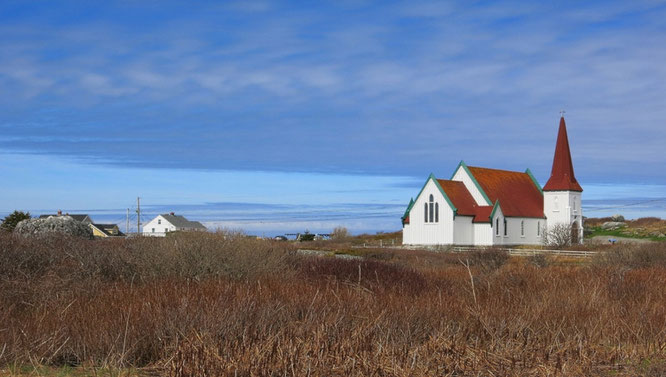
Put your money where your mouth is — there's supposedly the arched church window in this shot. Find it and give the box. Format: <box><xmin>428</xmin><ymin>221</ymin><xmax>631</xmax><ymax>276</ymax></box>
<box><xmin>521</xmin><ymin>220</ymin><xmax>524</xmax><ymax>236</ymax></box>
<box><xmin>424</xmin><ymin>203</ymin><xmax>428</xmax><ymax>223</ymax></box>
<box><xmin>503</xmin><ymin>218</ymin><xmax>507</xmax><ymax>236</ymax></box>
<box><xmin>428</xmin><ymin>195</ymin><xmax>434</xmax><ymax>223</ymax></box>
<box><xmin>435</xmin><ymin>203</ymin><xmax>439</xmax><ymax>223</ymax></box>
<box><xmin>496</xmin><ymin>218</ymin><xmax>499</xmax><ymax>235</ymax></box>
<box><xmin>537</xmin><ymin>221</ymin><xmax>541</xmax><ymax>236</ymax></box>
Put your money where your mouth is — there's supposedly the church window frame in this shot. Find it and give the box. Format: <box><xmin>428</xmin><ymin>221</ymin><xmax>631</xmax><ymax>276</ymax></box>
<box><xmin>424</xmin><ymin>203</ymin><xmax>428</xmax><ymax>223</ymax></box>
<box><xmin>503</xmin><ymin>218</ymin><xmax>508</xmax><ymax>237</ymax></box>
<box><xmin>435</xmin><ymin>202</ymin><xmax>439</xmax><ymax>223</ymax></box>
<box><xmin>428</xmin><ymin>194</ymin><xmax>434</xmax><ymax>223</ymax></box>
<box><xmin>495</xmin><ymin>218</ymin><xmax>499</xmax><ymax>236</ymax></box>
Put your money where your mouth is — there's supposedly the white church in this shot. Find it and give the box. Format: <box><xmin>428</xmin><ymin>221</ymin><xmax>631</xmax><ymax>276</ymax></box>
<box><xmin>402</xmin><ymin>116</ymin><xmax>583</xmax><ymax>246</ymax></box>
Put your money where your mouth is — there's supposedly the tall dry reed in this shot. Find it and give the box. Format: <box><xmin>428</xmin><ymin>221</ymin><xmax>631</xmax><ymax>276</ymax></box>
<box><xmin>1</xmin><ymin>232</ymin><xmax>665</xmax><ymax>376</ymax></box>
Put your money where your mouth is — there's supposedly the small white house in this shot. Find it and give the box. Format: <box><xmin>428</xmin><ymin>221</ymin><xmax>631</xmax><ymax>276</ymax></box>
<box><xmin>402</xmin><ymin>116</ymin><xmax>583</xmax><ymax>246</ymax></box>
<box><xmin>142</xmin><ymin>212</ymin><xmax>207</xmax><ymax>237</ymax></box>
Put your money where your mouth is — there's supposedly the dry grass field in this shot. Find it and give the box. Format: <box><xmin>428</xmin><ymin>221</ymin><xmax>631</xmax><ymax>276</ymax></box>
<box><xmin>1</xmin><ymin>231</ymin><xmax>666</xmax><ymax>376</ymax></box>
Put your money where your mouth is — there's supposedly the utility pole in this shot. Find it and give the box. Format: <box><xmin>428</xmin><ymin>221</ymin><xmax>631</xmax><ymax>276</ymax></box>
<box><xmin>126</xmin><ymin>208</ymin><xmax>130</xmax><ymax>234</ymax></box>
<box><xmin>136</xmin><ymin>197</ymin><xmax>141</xmax><ymax>235</ymax></box>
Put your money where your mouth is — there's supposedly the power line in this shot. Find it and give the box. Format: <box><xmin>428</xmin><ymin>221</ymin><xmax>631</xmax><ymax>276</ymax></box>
<box><xmin>584</xmin><ymin>197</ymin><xmax>666</xmax><ymax>212</ymax></box>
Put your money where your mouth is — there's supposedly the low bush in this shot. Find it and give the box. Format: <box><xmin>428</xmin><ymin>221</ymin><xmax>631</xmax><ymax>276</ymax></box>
<box><xmin>527</xmin><ymin>253</ymin><xmax>549</xmax><ymax>268</ymax></box>
<box><xmin>593</xmin><ymin>242</ymin><xmax>666</xmax><ymax>269</ymax></box>
<box><xmin>467</xmin><ymin>247</ymin><xmax>510</xmax><ymax>273</ymax></box>
<box><xmin>295</xmin><ymin>256</ymin><xmax>427</xmax><ymax>294</ymax></box>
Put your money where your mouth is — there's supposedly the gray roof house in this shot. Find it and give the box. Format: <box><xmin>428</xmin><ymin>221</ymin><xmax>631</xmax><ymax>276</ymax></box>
<box><xmin>39</xmin><ymin>211</ymin><xmax>92</xmax><ymax>224</ymax></box>
<box><xmin>142</xmin><ymin>212</ymin><xmax>207</xmax><ymax>237</ymax></box>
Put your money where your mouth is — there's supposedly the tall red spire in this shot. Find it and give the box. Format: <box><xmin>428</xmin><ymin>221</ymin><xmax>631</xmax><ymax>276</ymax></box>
<box><xmin>543</xmin><ymin>117</ymin><xmax>583</xmax><ymax>192</ymax></box>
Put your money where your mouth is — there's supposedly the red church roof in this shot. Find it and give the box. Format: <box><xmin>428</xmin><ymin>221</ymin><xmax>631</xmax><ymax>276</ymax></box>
<box><xmin>467</xmin><ymin>166</ymin><xmax>545</xmax><ymax>218</ymax></box>
<box><xmin>437</xmin><ymin>180</ymin><xmax>477</xmax><ymax>215</ymax></box>
<box><xmin>471</xmin><ymin>205</ymin><xmax>494</xmax><ymax>223</ymax></box>
<box><xmin>543</xmin><ymin>117</ymin><xmax>583</xmax><ymax>192</ymax></box>
<box><xmin>437</xmin><ymin>179</ymin><xmax>495</xmax><ymax>223</ymax></box>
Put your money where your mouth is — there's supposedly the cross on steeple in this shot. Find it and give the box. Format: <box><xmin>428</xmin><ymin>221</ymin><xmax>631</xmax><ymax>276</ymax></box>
<box><xmin>560</xmin><ymin>109</ymin><xmax>566</xmax><ymax>117</ymax></box>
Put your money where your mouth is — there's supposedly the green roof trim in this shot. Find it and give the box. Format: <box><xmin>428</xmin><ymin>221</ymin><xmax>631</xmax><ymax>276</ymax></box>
<box><xmin>525</xmin><ymin>168</ymin><xmax>543</xmax><ymax>195</ymax></box>
<box><xmin>401</xmin><ymin>197</ymin><xmax>414</xmax><ymax>220</ymax></box>
<box><xmin>489</xmin><ymin>200</ymin><xmax>501</xmax><ymax>225</ymax></box>
<box><xmin>450</xmin><ymin>160</ymin><xmax>492</xmax><ymax>205</ymax></box>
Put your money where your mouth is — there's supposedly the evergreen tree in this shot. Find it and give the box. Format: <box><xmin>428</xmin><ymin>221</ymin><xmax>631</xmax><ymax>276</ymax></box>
<box><xmin>1</xmin><ymin>210</ymin><xmax>31</xmax><ymax>232</ymax></box>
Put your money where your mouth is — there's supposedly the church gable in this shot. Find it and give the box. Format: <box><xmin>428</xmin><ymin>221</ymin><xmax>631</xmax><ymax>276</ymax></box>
<box><xmin>404</xmin><ymin>174</ymin><xmax>456</xmax><ymax>222</ymax></box>
<box><xmin>450</xmin><ymin>161</ymin><xmax>492</xmax><ymax>206</ymax></box>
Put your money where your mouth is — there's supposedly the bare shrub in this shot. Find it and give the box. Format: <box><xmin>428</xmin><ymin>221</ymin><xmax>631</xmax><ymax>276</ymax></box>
<box><xmin>467</xmin><ymin>247</ymin><xmax>509</xmax><ymax>273</ymax></box>
<box><xmin>295</xmin><ymin>257</ymin><xmax>427</xmax><ymax>294</ymax></box>
<box><xmin>331</xmin><ymin>226</ymin><xmax>350</xmax><ymax>240</ymax></box>
<box><xmin>543</xmin><ymin>223</ymin><xmax>572</xmax><ymax>248</ymax></box>
<box><xmin>632</xmin><ymin>217</ymin><xmax>662</xmax><ymax>226</ymax></box>
<box><xmin>527</xmin><ymin>253</ymin><xmax>549</xmax><ymax>268</ymax></box>
<box><xmin>593</xmin><ymin>242</ymin><xmax>666</xmax><ymax>269</ymax></box>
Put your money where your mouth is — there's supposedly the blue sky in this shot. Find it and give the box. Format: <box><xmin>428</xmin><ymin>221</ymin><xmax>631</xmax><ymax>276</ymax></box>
<box><xmin>1</xmin><ymin>0</ymin><xmax>665</xmax><ymax>232</ymax></box>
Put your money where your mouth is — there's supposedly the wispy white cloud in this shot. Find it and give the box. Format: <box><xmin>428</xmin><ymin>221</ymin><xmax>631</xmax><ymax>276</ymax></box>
<box><xmin>1</xmin><ymin>0</ymin><xmax>666</xmax><ymax>183</ymax></box>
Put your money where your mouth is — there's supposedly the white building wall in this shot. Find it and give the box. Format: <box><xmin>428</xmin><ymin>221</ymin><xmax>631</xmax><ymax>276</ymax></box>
<box><xmin>402</xmin><ymin>179</ymin><xmax>454</xmax><ymax>245</ymax></box>
<box><xmin>453</xmin><ymin>216</ymin><xmax>474</xmax><ymax>245</ymax></box>
<box><xmin>491</xmin><ymin>207</ymin><xmax>505</xmax><ymax>245</ymax></box>
<box><xmin>142</xmin><ymin>215</ymin><xmax>177</xmax><ymax>237</ymax></box>
<box><xmin>503</xmin><ymin>217</ymin><xmax>542</xmax><ymax>245</ymax></box>
<box><xmin>544</xmin><ymin>191</ymin><xmax>583</xmax><ymax>243</ymax></box>
<box><xmin>473</xmin><ymin>223</ymin><xmax>493</xmax><ymax>246</ymax></box>
<box><xmin>490</xmin><ymin>206</ymin><xmax>543</xmax><ymax>246</ymax></box>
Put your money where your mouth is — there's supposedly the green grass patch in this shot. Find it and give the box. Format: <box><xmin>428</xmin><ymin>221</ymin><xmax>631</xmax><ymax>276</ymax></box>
<box><xmin>586</xmin><ymin>226</ymin><xmax>666</xmax><ymax>242</ymax></box>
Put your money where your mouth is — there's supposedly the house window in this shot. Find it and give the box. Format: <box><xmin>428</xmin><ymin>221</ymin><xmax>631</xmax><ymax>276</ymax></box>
<box><xmin>424</xmin><ymin>203</ymin><xmax>428</xmax><ymax>223</ymax></box>
<box><xmin>537</xmin><ymin>221</ymin><xmax>541</xmax><ymax>236</ymax></box>
<box><xmin>158</xmin><ymin>219</ymin><xmax>161</xmax><ymax>225</ymax></box>
<box><xmin>503</xmin><ymin>218</ymin><xmax>507</xmax><ymax>236</ymax></box>
<box><xmin>521</xmin><ymin>220</ymin><xmax>524</xmax><ymax>236</ymax></box>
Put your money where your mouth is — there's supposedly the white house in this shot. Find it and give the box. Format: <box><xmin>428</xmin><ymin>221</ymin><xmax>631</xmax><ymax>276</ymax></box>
<box><xmin>402</xmin><ymin>116</ymin><xmax>583</xmax><ymax>246</ymax></box>
<box><xmin>142</xmin><ymin>212</ymin><xmax>207</xmax><ymax>237</ymax></box>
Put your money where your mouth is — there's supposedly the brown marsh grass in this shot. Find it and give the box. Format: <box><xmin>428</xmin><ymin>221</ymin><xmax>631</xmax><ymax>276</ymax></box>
<box><xmin>1</xmin><ymin>232</ymin><xmax>666</xmax><ymax>376</ymax></box>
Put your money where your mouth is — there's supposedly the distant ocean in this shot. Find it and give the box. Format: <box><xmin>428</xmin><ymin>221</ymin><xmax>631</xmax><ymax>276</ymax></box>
<box><xmin>4</xmin><ymin>198</ymin><xmax>664</xmax><ymax>237</ymax></box>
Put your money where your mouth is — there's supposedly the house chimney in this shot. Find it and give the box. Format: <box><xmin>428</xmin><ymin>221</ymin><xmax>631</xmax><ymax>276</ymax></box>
<box><xmin>57</xmin><ymin>210</ymin><xmax>62</xmax><ymax>216</ymax></box>
<box><xmin>170</xmin><ymin>212</ymin><xmax>175</xmax><ymax>216</ymax></box>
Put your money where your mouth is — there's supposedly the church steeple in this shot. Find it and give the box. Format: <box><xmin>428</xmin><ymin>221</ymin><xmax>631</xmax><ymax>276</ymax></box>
<box><xmin>543</xmin><ymin>117</ymin><xmax>583</xmax><ymax>192</ymax></box>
